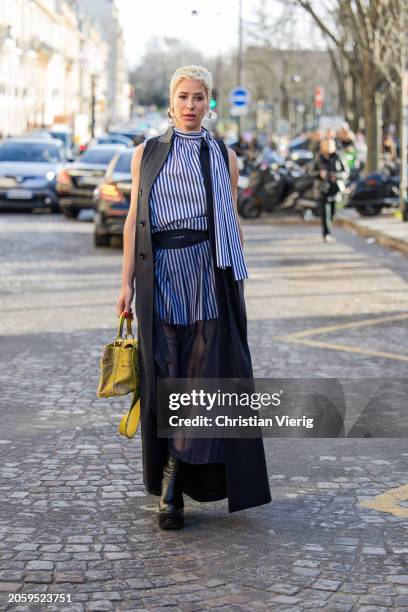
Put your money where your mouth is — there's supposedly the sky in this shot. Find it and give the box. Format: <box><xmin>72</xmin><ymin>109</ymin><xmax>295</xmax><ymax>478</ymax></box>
<box><xmin>115</xmin><ymin>0</ymin><xmax>258</xmax><ymax>69</ymax></box>
<box><xmin>114</xmin><ymin>1</ymin><xmax>324</xmax><ymax>70</ymax></box>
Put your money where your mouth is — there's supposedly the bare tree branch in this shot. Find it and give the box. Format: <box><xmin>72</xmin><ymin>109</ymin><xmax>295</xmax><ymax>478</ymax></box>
<box><xmin>354</xmin><ymin>0</ymin><xmax>373</xmax><ymax>48</ymax></box>
<box><xmin>295</xmin><ymin>0</ymin><xmax>353</xmax><ymax>62</ymax></box>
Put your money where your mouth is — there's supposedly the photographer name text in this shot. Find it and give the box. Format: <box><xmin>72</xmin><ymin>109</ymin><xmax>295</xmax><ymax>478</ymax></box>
<box><xmin>168</xmin><ymin>415</ymin><xmax>315</xmax><ymax>429</ymax></box>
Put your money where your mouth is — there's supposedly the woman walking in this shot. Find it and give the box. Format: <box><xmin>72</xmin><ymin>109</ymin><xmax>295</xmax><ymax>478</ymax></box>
<box><xmin>314</xmin><ymin>137</ymin><xmax>348</xmax><ymax>242</ymax></box>
<box><xmin>117</xmin><ymin>65</ymin><xmax>271</xmax><ymax>529</ymax></box>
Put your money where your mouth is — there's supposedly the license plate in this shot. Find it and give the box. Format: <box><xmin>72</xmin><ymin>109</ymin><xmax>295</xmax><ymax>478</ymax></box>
<box><xmin>6</xmin><ymin>189</ymin><xmax>33</xmax><ymax>199</ymax></box>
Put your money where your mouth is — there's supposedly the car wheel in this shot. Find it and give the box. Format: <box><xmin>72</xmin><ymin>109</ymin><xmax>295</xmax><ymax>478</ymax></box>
<box><xmin>357</xmin><ymin>206</ymin><xmax>381</xmax><ymax>217</ymax></box>
<box><xmin>63</xmin><ymin>209</ymin><xmax>80</xmax><ymax>219</ymax></box>
<box><xmin>94</xmin><ymin>232</ymin><xmax>110</xmax><ymax>247</ymax></box>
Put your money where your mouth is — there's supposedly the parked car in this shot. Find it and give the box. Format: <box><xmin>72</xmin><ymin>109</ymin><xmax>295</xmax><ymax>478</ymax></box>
<box><xmin>93</xmin><ymin>148</ymin><xmax>134</xmax><ymax>246</ymax></box>
<box><xmin>56</xmin><ymin>144</ymin><xmax>126</xmax><ymax>218</ymax></box>
<box><xmin>48</xmin><ymin>128</ymin><xmax>76</xmax><ymax>161</ymax></box>
<box><xmin>91</xmin><ymin>133</ymin><xmax>134</xmax><ymax>147</ymax></box>
<box><xmin>107</xmin><ymin>128</ymin><xmax>145</xmax><ymax>146</ymax></box>
<box><xmin>24</xmin><ymin>129</ymin><xmax>76</xmax><ymax>161</ymax></box>
<box><xmin>0</xmin><ymin>138</ymin><xmax>64</xmax><ymax>212</ymax></box>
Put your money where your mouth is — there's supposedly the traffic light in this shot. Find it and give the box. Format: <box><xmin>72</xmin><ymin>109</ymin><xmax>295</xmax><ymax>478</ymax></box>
<box><xmin>210</xmin><ymin>88</ymin><xmax>218</xmax><ymax>110</ymax></box>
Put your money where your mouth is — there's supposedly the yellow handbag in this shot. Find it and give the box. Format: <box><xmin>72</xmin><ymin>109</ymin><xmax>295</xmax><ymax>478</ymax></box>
<box><xmin>97</xmin><ymin>314</ymin><xmax>141</xmax><ymax>438</ymax></box>
<box><xmin>118</xmin><ymin>395</ymin><xmax>141</xmax><ymax>439</ymax></box>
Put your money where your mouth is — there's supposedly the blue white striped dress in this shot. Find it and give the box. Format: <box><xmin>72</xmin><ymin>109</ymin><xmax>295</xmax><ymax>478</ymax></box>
<box><xmin>150</xmin><ymin>126</ymin><xmax>218</xmax><ymax>325</ymax></box>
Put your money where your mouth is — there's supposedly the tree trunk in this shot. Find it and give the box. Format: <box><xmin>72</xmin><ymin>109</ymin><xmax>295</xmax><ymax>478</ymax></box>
<box><xmin>399</xmin><ymin>80</ymin><xmax>408</xmax><ymax>218</ymax></box>
<box><xmin>351</xmin><ymin>76</ymin><xmax>362</xmax><ymax>133</ymax></box>
<box><xmin>361</xmin><ymin>80</ymin><xmax>380</xmax><ymax>173</ymax></box>
<box><xmin>375</xmin><ymin>91</ymin><xmax>384</xmax><ymax>167</ymax></box>
<box><xmin>280</xmin><ymin>81</ymin><xmax>289</xmax><ymax>121</ymax></box>
<box><xmin>399</xmin><ymin>0</ymin><xmax>408</xmax><ymax>219</ymax></box>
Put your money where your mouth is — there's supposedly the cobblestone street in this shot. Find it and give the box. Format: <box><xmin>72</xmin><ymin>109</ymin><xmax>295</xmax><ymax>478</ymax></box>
<box><xmin>1</xmin><ymin>212</ymin><xmax>408</xmax><ymax>611</ymax></box>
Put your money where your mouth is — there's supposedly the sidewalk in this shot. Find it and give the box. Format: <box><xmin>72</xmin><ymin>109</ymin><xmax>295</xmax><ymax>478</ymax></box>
<box><xmin>335</xmin><ymin>209</ymin><xmax>408</xmax><ymax>256</ymax></box>
<box><xmin>245</xmin><ymin>209</ymin><xmax>408</xmax><ymax>257</ymax></box>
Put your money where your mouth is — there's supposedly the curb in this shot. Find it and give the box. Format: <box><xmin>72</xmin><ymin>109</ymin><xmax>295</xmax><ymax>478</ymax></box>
<box><xmin>335</xmin><ymin>216</ymin><xmax>408</xmax><ymax>256</ymax></box>
<box><xmin>242</xmin><ymin>215</ymin><xmax>320</xmax><ymax>225</ymax></box>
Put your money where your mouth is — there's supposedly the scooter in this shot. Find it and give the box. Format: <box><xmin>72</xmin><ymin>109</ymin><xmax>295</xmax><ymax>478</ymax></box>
<box><xmin>346</xmin><ymin>164</ymin><xmax>400</xmax><ymax>217</ymax></box>
<box><xmin>238</xmin><ymin>160</ymin><xmax>318</xmax><ymax>219</ymax></box>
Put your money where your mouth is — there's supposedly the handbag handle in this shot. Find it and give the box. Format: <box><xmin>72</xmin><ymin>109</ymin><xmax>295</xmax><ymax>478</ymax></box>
<box><xmin>116</xmin><ymin>313</ymin><xmax>133</xmax><ymax>341</ymax></box>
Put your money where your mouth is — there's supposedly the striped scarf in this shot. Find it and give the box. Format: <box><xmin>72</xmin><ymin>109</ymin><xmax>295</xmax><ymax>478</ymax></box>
<box><xmin>200</xmin><ymin>128</ymin><xmax>248</xmax><ymax>281</ymax></box>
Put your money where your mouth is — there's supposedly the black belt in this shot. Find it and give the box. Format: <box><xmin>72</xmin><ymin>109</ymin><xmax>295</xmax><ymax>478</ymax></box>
<box><xmin>152</xmin><ymin>229</ymin><xmax>209</xmax><ymax>249</ymax></box>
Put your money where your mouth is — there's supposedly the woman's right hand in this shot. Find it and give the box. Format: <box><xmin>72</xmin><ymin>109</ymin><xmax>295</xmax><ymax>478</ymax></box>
<box><xmin>116</xmin><ymin>285</ymin><xmax>134</xmax><ymax>318</ymax></box>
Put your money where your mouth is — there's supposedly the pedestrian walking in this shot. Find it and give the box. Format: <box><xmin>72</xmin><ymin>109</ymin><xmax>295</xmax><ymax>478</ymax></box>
<box><xmin>314</xmin><ymin>137</ymin><xmax>348</xmax><ymax>242</ymax></box>
<box><xmin>116</xmin><ymin>65</ymin><xmax>271</xmax><ymax>530</ymax></box>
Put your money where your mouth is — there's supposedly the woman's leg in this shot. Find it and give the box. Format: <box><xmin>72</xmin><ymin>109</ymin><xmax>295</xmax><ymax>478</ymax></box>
<box><xmin>320</xmin><ymin>197</ymin><xmax>330</xmax><ymax>237</ymax></box>
<box><xmin>156</xmin><ymin>317</ymin><xmax>224</xmax><ymax>463</ymax></box>
<box><xmin>175</xmin><ymin>319</ymin><xmax>225</xmax><ymax>464</ymax></box>
<box><xmin>158</xmin><ymin>321</ymin><xmax>187</xmax><ymax>454</ymax></box>
<box><xmin>153</xmin><ymin>319</ymin><xmax>186</xmax><ymax>529</ymax></box>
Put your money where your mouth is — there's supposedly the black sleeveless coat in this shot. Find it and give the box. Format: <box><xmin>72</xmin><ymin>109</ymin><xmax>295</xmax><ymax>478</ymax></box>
<box><xmin>134</xmin><ymin>126</ymin><xmax>271</xmax><ymax>513</ymax></box>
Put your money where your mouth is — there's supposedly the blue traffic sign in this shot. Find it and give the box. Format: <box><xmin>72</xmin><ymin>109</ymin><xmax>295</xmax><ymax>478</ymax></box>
<box><xmin>229</xmin><ymin>86</ymin><xmax>251</xmax><ymax>108</ymax></box>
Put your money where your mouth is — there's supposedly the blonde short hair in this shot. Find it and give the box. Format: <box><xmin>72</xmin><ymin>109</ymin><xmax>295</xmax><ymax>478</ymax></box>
<box><xmin>169</xmin><ymin>65</ymin><xmax>213</xmax><ymax>105</ymax></box>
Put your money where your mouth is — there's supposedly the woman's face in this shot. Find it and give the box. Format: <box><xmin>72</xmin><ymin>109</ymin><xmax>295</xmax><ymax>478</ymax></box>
<box><xmin>171</xmin><ymin>79</ymin><xmax>208</xmax><ymax>131</ymax></box>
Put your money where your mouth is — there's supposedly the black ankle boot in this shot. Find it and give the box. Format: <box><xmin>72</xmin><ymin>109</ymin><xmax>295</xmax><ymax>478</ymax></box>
<box><xmin>158</xmin><ymin>453</ymin><xmax>185</xmax><ymax>530</ymax></box>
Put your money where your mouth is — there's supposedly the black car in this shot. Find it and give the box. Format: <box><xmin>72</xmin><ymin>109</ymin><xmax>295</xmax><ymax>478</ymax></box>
<box><xmin>93</xmin><ymin>148</ymin><xmax>134</xmax><ymax>246</ymax></box>
<box><xmin>0</xmin><ymin>138</ymin><xmax>64</xmax><ymax>212</ymax></box>
<box><xmin>56</xmin><ymin>144</ymin><xmax>126</xmax><ymax>218</ymax></box>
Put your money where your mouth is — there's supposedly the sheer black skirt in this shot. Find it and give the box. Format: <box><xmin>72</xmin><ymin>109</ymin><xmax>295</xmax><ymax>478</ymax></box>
<box><xmin>153</xmin><ymin>314</ymin><xmax>225</xmax><ymax>464</ymax></box>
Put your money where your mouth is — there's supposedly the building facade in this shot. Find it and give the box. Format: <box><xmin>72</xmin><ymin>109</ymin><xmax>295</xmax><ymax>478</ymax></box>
<box><xmin>79</xmin><ymin>0</ymin><xmax>131</xmax><ymax>126</ymax></box>
<box><xmin>0</xmin><ymin>0</ymin><xmax>109</xmax><ymax>141</ymax></box>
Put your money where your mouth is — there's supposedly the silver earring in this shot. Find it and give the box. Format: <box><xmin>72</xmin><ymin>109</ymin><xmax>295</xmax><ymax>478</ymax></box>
<box><xmin>206</xmin><ymin>109</ymin><xmax>213</xmax><ymax>119</ymax></box>
<box><xmin>167</xmin><ymin>108</ymin><xmax>175</xmax><ymax>126</ymax></box>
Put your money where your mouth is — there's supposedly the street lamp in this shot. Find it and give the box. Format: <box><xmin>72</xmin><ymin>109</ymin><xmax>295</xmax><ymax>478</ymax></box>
<box><xmin>237</xmin><ymin>0</ymin><xmax>243</xmax><ymax>86</ymax></box>
<box><xmin>295</xmin><ymin>102</ymin><xmax>305</xmax><ymax>134</ymax></box>
<box><xmin>289</xmin><ymin>74</ymin><xmax>301</xmax><ymax>137</ymax></box>
<box><xmin>190</xmin><ymin>8</ymin><xmax>222</xmax><ymax>124</ymax></box>
<box><xmin>190</xmin><ymin>2</ymin><xmax>245</xmax><ymax>136</ymax></box>
<box><xmin>1</xmin><ymin>25</ymin><xmax>23</xmax><ymax>135</ymax></box>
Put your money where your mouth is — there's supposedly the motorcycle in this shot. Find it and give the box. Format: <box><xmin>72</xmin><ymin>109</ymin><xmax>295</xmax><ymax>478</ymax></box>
<box><xmin>346</xmin><ymin>163</ymin><xmax>400</xmax><ymax>217</ymax></box>
<box><xmin>237</xmin><ymin>155</ymin><xmax>318</xmax><ymax>219</ymax></box>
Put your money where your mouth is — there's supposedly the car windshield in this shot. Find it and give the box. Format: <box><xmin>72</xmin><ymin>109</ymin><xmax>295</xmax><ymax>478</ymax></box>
<box><xmin>0</xmin><ymin>142</ymin><xmax>62</xmax><ymax>163</ymax></box>
<box><xmin>79</xmin><ymin>149</ymin><xmax>118</xmax><ymax>164</ymax></box>
<box><xmin>114</xmin><ymin>152</ymin><xmax>133</xmax><ymax>174</ymax></box>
